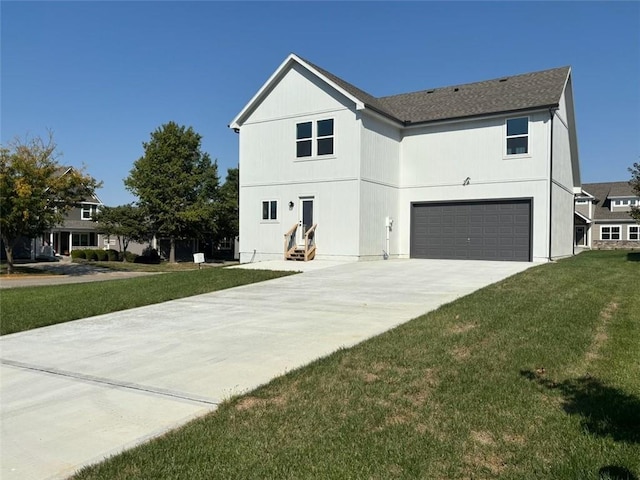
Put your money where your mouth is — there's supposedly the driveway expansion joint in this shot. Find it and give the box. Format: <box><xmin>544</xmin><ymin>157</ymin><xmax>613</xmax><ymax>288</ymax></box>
<box><xmin>1</xmin><ymin>358</ymin><xmax>219</xmax><ymax>406</ymax></box>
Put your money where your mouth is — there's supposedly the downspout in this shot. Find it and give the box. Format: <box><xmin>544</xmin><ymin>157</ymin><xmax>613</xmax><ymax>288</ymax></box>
<box><xmin>548</xmin><ymin>107</ymin><xmax>558</xmax><ymax>261</ymax></box>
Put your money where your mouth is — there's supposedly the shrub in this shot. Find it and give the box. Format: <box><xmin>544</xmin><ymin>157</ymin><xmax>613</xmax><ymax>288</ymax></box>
<box><xmin>123</xmin><ymin>251</ymin><xmax>138</xmax><ymax>263</ymax></box>
<box><xmin>85</xmin><ymin>250</ymin><xmax>99</xmax><ymax>261</ymax></box>
<box><xmin>135</xmin><ymin>247</ymin><xmax>161</xmax><ymax>264</ymax></box>
<box><xmin>70</xmin><ymin>249</ymin><xmax>86</xmax><ymax>260</ymax></box>
<box><xmin>106</xmin><ymin>249</ymin><xmax>120</xmax><ymax>261</ymax></box>
<box><xmin>95</xmin><ymin>250</ymin><xmax>108</xmax><ymax>261</ymax></box>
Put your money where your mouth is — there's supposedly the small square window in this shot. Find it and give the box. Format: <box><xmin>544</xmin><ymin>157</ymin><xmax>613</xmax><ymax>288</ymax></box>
<box><xmin>317</xmin><ymin>119</ymin><xmax>334</xmax><ymax>137</ymax></box>
<box><xmin>296</xmin><ymin>122</ymin><xmax>312</xmax><ymax>140</ymax></box>
<box><xmin>262</xmin><ymin>200</ymin><xmax>277</xmax><ymax>221</ymax></box>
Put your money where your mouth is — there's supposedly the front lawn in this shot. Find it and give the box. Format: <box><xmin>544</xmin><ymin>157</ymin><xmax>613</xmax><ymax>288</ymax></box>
<box><xmin>0</xmin><ymin>268</ymin><xmax>293</xmax><ymax>335</ymax></box>
<box><xmin>73</xmin><ymin>250</ymin><xmax>640</xmax><ymax>479</ymax></box>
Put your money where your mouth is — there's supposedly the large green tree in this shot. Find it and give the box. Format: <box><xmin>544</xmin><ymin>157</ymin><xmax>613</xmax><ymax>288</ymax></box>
<box><xmin>125</xmin><ymin>122</ymin><xmax>219</xmax><ymax>263</ymax></box>
<box><xmin>93</xmin><ymin>204</ymin><xmax>151</xmax><ymax>260</ymax></box>
<box><xmin>629</xmin><ymin>161</ymin><xmax>640</xmax><ymax>223</ymax></box>
<box><xmin>0</xmin><ymin>134</ymin><xmax>100</xmax><ymax>273</ymax></box>
<box><xmin>216</xmin><ymin>167</ymin><xmax>239</xmax><ymax>243</ymax></box>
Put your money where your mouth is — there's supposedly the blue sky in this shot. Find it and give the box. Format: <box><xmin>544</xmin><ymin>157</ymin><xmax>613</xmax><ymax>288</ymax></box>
<box><xmin>2</xmin><ymin>1</ymin><xmax>639</xmax><ymax>206</ymax></box>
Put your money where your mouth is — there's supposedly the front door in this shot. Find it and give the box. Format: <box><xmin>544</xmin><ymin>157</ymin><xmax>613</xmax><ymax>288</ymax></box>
<box><xmin>298</xmin><ymin>197</ymin><xmax>314</xmax><ymax>246</ymax></box>
<box><xmin>575</xmin><ymin>226</ymin><xmax>586</xmax><ymax>247</ymax></box>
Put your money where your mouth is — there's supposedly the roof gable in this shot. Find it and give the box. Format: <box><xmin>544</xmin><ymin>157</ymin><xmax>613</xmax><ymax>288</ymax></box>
<box><xmin>581</xmin><ymin>181</ymin><xmax>638</xmax><ymax>221</ymax></box>
<box><xmin>230</xmin><ymin>54</ymin><xmax>572</xmax><ymax>128</ymax></box>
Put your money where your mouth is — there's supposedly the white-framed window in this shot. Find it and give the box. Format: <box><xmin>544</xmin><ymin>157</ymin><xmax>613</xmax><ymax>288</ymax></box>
<box><xmin>296</xmin><ymin>119</ymin><xmax>334</xmax><ymax>158</ymax></box>
<box><xmin>262</xmin><ymin>200</ymin><xmax>277</xmax><ymax>221</ymax></box>
<box><xmin>601</xmin><ymin>226</ymin><xmax>621</xmax><ymax>241</ymax></box>
<box><xmin>81</xmin><ymin>204</ymin><xmax>97</xmax><ymax>220</ymax></box>
<box><xmin>505</xmin><ymin>117</ymin><xmax>529</xmax><ymax>156</ymax></box>
<box><xmin>72</xmin><ymin>232</ymin><xmax>97</xmax><ymax>246</ymax></box>
<box><xmin>629</xmin><ymin>225</ymin><xmax>640</xmax><ymax>241</ymax></box>
<box><xmin>576</xmin><ymin>198</ymin><xmax>589</xmax><ymax>205</ymax></box>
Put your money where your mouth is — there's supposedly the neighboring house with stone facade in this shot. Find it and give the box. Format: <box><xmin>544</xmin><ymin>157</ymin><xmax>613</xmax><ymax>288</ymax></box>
<box><xmin>575</xmin><ymin>181</ymin><xmax>640</xmax><ymax>249</ymax></box>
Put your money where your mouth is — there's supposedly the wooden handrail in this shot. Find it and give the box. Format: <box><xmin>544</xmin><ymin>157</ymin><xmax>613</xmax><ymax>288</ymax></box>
<box><xmin>304</xmin><ymin>224</ymin><xmax>317</xmax><ymax>261</ymax></box>
<box><xmin>284</xmin><ymin>223</ymin><xmax>298</xmax><ymax>259</ymax></box>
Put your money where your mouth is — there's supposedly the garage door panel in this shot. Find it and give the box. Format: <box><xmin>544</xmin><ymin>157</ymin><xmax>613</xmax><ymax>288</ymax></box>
<box><xmin>411</xmin><ymin>199</ymin><xmax>531</xmax><ymax>262</ymax></box>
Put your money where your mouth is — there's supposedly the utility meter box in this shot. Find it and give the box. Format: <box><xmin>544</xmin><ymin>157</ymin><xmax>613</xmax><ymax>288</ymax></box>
<box><xmin>193</xmin><ymin>253</ymin><xmax>205</xmax><ymax>264</ymax></box>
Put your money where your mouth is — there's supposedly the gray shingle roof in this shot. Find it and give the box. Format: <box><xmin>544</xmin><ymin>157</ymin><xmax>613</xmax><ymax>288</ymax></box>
<box><xmin>300</xmin><ymin>55</ymin><xmax>570</xmax><ymax>125</ymax></box>
<box><xmin>582</xmin><ymin>182</ymin><xmax>638</xmax><ymax>221</ymax></box>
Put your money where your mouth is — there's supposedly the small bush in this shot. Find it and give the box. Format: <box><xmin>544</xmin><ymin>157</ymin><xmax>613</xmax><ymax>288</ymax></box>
<box><xmin>106</xmin><ymin>249</ymin><xmax>120</xmax><ymax>261</ymax></box>
<box><xmin>123</xmin><ymin>251</ymin><xmax>138</xmax><ymax>263</ymax></box>
<box><xmin>95</xmin><ymin>250</ymin><xmax>108</xmax><ymax>261</ymax></box>
<box><xmin>71</xmin><ymin>250</ymin><xmax>86</xmax><ymax>260</ymax></box>
<box><xmin>135</xmin><ymin>247</ymin><xmax>161</xmax><ymax>264</ymax></box>
<box><xmin>85</xmin><ymin>250</ymin><xmax>99</xmax><ymax>261</ymax></box>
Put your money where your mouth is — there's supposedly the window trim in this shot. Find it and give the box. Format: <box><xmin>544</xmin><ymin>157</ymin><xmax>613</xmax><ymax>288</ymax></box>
<box><xmin>295</xmin><ymin>118</ymin><xmax>335</xmax><ymax>159</ymax></box>
<box><xmin>628</xmin><ymin>225</ymin><xmax>640</xmax><ymax>241</ymax></box>
<box><xmin>601</xmin><ymin>225</ymin><xmax>621</xmax><ymax>241</ymax></box>
<box><xmin>261</xmin><ymin>200</ymin><xmax>278</xmax><ymax>222</ymax></box>
<box><xmin>81</xmin><ymin>204</ymin><xmax>97</xmax><ymax>220</ymax></box>
<box><xmin>504</xmin><ymin>116</ymin><xmax>530</xmax><ymax>157</ymax></box>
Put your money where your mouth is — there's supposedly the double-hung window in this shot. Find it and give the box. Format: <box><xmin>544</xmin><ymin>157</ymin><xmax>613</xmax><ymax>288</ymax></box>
<box><xmin>82</xmin><ymin>204</ymin><xmax>97</xmax><ymax>220</ymax></box>
<box><xmin>601</xmin><ymin>226</ymin><xmax>620</xmax><ymax>240</ymax></box>
<box><xmin>629</xmin><ymin>225</ymin><xmax>640</xmax><ymax>241</ymax></box>
<box><xmin>262</xmin><ymin>200</ymin><xmax>277</xmax><ymax>221</ymax></box>
<box><xmin>296</xmin><ymin>119</ymin><xmax>334</xmax><ymax>158</ymax></box>
<box><xmin>506</xmin><ymin>117</ymin><xmax>529</xmax><ymax>155</ymax></box>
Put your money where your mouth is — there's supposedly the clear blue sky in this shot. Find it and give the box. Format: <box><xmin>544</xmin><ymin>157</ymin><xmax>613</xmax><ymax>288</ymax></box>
<box><xmin>2</xmin><ymin>1</ymin><xmax>639</xmax><ymax>206</ymax></box>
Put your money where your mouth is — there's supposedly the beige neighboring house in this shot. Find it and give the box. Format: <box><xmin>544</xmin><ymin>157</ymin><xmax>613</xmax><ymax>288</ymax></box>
<box><xmin>574</xmin><ymin>181</ymin><xmax>640</xmax><ymax>249</ymax></box>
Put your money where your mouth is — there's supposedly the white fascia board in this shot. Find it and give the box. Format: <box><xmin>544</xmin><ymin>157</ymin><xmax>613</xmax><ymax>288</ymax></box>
<box><xmin>574</xmin><ymin>211</ymin><xmax>592</xmax><ymax>223</ymax></box>
<box><xmin>229</xmin><ymin>54</ymin><xmax>364</xmax><ymax>130</ymax></box>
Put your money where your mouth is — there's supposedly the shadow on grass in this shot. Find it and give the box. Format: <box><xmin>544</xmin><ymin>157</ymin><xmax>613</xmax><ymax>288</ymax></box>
<box><xmin>627</xmin><ymin>252</ymin><xmax>640</xmax><ymax>262</ymax></box>
<box><xmin>598</xmin><ymin>465</ymin><xmax>638</xmax><ymax>480</ymax></box>
<box><xmin>521</xmin><ymin>371</ymin><xmax>640</xmax><ymax>444</ymax></box>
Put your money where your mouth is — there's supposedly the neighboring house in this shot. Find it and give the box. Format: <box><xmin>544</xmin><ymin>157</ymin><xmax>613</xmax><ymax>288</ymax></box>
<box><xmin>575</xmin><ymin>182</ymin><xmax>640</xmax><ymax>249</ymax></box>
<box><xmin>46</xmin><ymin>192</ymin><xmax>105</xmax><ymax>255</ymax></box>
<box><xmin>43</xmin><ymin>168</ymin><xmax>105</xmax><ymax>256</ymax></box>
<box><xmin>229</xmin><ymin>54</ymin><xmax>580</xmax><ymax>263</ymax></box>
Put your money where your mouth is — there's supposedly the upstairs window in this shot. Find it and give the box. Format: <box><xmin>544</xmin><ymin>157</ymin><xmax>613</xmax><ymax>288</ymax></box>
<box><xmin>82</xmin><ymin>205</ymin><xmax>97</xmax><ymax>220</ymax></box>
<box><xmin>296</xmin><ymin>119</ymin><xmax>334</xmax><ymax>158</ymax></box>
<box><xmin>262</xmin><ymin>200</ymin><xmax>277</xmax><ymax>221</ymax></box>
<box><xmin>506</xmin><ymin>117</ymin><xmax>528</xmax><ymax>155</ymax></box>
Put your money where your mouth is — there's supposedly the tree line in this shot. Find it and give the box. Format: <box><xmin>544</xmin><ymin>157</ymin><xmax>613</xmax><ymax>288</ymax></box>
<box><xmin>1</xmin><ymin>122</ymin><xmax>238</xmax><ymax>272</ymax></box>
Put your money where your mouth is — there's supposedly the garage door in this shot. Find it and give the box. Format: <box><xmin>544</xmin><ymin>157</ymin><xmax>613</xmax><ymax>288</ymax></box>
<box><xmin>410</xmin><ymin>199</ymin><xmax>531</xmax><ymax>261</ymax></box>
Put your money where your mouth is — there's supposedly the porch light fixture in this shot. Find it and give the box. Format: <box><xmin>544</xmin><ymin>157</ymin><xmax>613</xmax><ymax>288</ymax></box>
<box><xmin>288</xmin><ymin>201</ymin><xmax>294</xmax><ymax>210</ymax></box>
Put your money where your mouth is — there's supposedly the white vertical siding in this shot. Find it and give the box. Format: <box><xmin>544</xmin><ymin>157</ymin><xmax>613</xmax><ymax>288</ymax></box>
<box><xmin>237</xmin><ymin>65</ymin><xmax>363</xmax><ymax>263</ymax></box>
<box><xmin>358</xmin><ymin>113</ymin><xmax>401</xmax><ymax>258</ymax></box>
<box><xmin>397</xmin><ymin>113</ymin><xmax>552</xmax><ymax>261</ymax></box>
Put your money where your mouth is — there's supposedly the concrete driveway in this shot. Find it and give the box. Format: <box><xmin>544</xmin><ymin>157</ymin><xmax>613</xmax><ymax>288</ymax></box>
<box><xmin>0</xmin><ymin>259</ymin><xmax>533</xmax><ymax>480</ymax></box>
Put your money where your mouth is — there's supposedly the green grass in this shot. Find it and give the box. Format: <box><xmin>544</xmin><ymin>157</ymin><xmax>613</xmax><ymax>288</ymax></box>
<box><xmin>0</xmin><ymin>268</ymin><xmax>293</xmax><ymax>335</ymax></box>
<box><xmin>82</xmin><ymin>260</ymin><xmax>236</xmax><ymax>273</ymax></box>
<box><xmin>71</xmin><ymin>250</ymin><xmax>640</xmax><ymax>480</ymax></box>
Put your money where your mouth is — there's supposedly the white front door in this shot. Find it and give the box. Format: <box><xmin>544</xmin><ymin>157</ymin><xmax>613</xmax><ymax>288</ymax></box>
<box><xmin>298</xmin><ymin>197</ymin><xmax>314</xmax><ymax>246</ymax></box>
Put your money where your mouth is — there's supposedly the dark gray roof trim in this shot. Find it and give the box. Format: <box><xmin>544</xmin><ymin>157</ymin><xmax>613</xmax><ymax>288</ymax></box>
<box><xmin>581</xmin><ymin>182</ymin><xmax>638</xmax><ymax>221</ymax></box>
<box><xmin>301</xmin><ymin>55</ymin><xmax>570</xmax><ymax>125</ymax></box>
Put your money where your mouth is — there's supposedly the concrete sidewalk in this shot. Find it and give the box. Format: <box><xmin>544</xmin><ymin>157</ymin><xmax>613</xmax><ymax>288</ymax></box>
<box><xmin>0</xmin><ymin>259</ymin><xmax>533</xmax><ymax>480</ymax></box>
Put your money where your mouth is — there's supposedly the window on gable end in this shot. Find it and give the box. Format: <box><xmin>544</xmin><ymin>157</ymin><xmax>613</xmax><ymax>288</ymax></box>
<box><xmin>296</xmin><ymin>119</ymin><xmax>334</xmax><ymax>158</ymax></box>
<box><xmin>296</xmin><ymin>122</ymin><xmax>312</xmax><ymax>157</ymax></box>
<box><xmin>506</xmin><ymin>117</ymin><xmax>529</xmax><ymax>155</ymax></box>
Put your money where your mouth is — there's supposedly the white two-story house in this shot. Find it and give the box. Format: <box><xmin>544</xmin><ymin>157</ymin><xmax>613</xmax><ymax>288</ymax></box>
<box><xmin>229</xmin><ymin>54</ymin><xmax>580</xmax><ymax>263</ymax></box>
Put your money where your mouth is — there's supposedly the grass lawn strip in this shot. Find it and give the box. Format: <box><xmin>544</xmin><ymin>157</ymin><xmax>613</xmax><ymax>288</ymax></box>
<box><xmin>0</xmin><ymin>268</ymin><xmax>294</xmax><ymax>335</ymax></box>
<box><xmin>71</xmin><ymin>250</ymin><xmax>640</xmax><ymax>480</ymax></box>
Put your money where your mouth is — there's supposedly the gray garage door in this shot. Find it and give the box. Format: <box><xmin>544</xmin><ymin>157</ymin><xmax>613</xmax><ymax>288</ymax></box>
<box><xmin>410</xmin><ymin>199</ymin><xmax>531</xmax><ymax>261</ymax></box>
